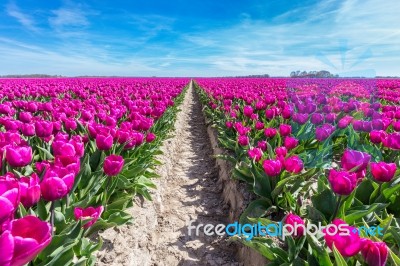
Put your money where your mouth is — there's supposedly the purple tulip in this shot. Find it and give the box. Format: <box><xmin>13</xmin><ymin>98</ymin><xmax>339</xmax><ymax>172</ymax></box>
<box><xmin>341</xmin><ymin>149</ymin><xmax>371</xmax><ymax>173</ymax></box>
<box><xmin>40</xmin><ymin>171</ymin><xmax>75</xmax><ymax>201</ymax></box>
<box><xmin>238</xmin><ymin>135</ymin><xmax>249</xmax><ymax>146</ymax></box>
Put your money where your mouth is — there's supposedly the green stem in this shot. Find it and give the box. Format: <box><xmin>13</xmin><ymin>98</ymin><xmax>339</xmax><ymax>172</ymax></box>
<box><xmin>331</xmin><ymin>195</ymin><xmax>343</xmax><ymax>221</ymax></box>
<box><xmin>50</xmin><ymin>201</ymin><xmax>56</xmax><ymax>234</ymax></box>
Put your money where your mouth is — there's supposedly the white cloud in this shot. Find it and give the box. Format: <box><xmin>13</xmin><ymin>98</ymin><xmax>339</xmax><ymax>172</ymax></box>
<box><xmin>6</xmin><ymin>2</ymin><xmax>39</xmax><ymax>32</ymax></box>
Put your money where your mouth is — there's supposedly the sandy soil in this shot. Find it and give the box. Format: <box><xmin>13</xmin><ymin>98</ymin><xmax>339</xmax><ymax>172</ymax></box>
<box><xmin>95</xmin><ymin>82</ymin><xmax>240</xmax><ymax>266</ymax></box>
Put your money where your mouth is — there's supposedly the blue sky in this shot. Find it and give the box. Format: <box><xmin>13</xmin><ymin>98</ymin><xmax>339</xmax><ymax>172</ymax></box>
<box><xmin>0</xmin><ymin>0</ymin><xmax>399</xmax><ymax>77</ymax></box>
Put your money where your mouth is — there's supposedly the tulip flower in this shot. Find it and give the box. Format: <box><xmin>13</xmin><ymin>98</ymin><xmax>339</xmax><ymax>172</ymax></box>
<box><xmin>279</xmin><ymin>124</ymin><xmax>292</xmax><ymax>136</ymax></box>
<box><xmin>341</xmin><ymin>149</ymin><xmax>371</xmax><ymax>173</ymax></box>
<box><xmin>361</xmin><ymin>240</ymin><xmax>388</xmax><ymax>266</ymax></box>
<box><xmin>328</xmin><ymin>169</ymin><xmax>357</xmax><ymax>195</ymax></box>
<box><xmin>146</xmin><ymin>133</ymin><xmax>156</xmax><ymax>143</ymax></box>
<box><xmin>263</xmin><ymin>159</ymin><xmax>282</xmax><ymax>177</ymax></box>
<box><xmin>0</xmin><ymin>216</ymin><xmax>52</xmax><ymax>266</ymax></box>
<box><xmin>35</xmin><ymin>120</ymin><xmax>53</xmax><ymax>138</ymax></box>
<box><xmin>5</xmin><ymin>146</ymin><xmax>32</xmax><ymax>168</ymax></box>
<box><xmin>40</xmin><ymin>172</ymin><xmax>75</xmax><ymax>201</ymax></box>
<box><xmin>284</xmin><ymin>156</ymin><xmax>304</xmax><ymax>174</ymax></box>
<box><xmin>103</xmin><ymin>155</ymin><xmax>124</xmax><ymax>176</ymax></box>
<box><xmin>238</xmin><ymin>135</ymin><xmax>249</xmax><ymax>146</ymax></box>
<box><xmin>284</xmin><ymin>136</ymin><xmax>299</xmax><ymax>150</ymax></box>
<box><xmin>257</xmin><ymin>140</ymin><xmax>267</xmax><ymax>151</ymax></box>
<box><xmin>275</xmin><ymin>147</ymin><xmax>287</xmax><ymax>158</ymax></box>
<box><xmin>19</xmin><ymin>174</ymin><xmax>41</xmax><ymax>208</ymax></box>
<box><xmin>264</xmin><ymin>128</ymin><xmax>277</xmax><ymax>138</ymax></box>
<box><xmin>243</xmin><ymin>105</ymin><xmax>254</xmax><ymax>117</ymax></box>
<box><xmin>324</xmin><ymin>219</ymin><xmax>365</xmax><ymax>257</ymax></box>
<box><xmin>0</xmin><ymin>176</ymin><xmax>19</xmax><ymax>225</ymax></box>
<box><xmin>96</xmin><ymin>133</ymin><xmax>113</xmax><ymax>151</ymax></box>
<box><xmin>284</xmin><ymin>213</ymin><xmax>304</xmax><ymax>237</ymax></box>
<box><xmin>338</xmin><ymin>115</ymin><xmax>353</xmax><ymax>129</ymax></box>
<box><xmin>382</xmin><ymin>133</ymin><xmax>400</xmax><ymax>150</ymax></box>
<box><xmin>311</xmin><ymin>113</ymin><xmax>324</xmax><ymax>125</ymax></box>
<box><xmin>248</xmin><ymin>148</ymin><xmax>263</xmax><ymax>162</ymax></box>
<box><xmin>370</xmin><ymin>130</ymin><xmax>386</xmax><ymax>144</ymax></box>
<box><xmin>74</xmin><ymin>206</ymin><xmax>104</xmax><ymax>228</ymax></box>
<box><xmin>370</xmin><ymin>162</ymin><xmax>397</xmax><ymax>183</ymax></box>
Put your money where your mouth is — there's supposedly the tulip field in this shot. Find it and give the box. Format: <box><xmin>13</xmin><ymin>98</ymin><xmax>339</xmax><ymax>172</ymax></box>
<box><xmin>195</xmin><ymin>78</ymin><xmax>400</xmax><ymax>266</ymax></box>
<box><xmin>1</xmin><ymin>77</ymin><xmax>400</xmax><ymax>266</ymax></box>
<box><xmin>0</xmin><ymin>78</ymin><xmax>188</xmax><ymax>265</ymax></box>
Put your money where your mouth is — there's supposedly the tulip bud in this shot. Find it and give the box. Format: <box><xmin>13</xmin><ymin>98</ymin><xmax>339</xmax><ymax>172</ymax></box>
<box><xmin>323</xmin><ymin>219</ymin><xmax>365</xmax><ymax>257</ymax></box>
<box><xmin>5</xmin><ymin>146</ymin><xmax>32</xmax><ymax>168</ymax></box>
<box><xmin>284</xmin><ymin>156</ymin><xmax>304</xmax><ymax>174</ymax></box>
<box><xmin>361</xmin><ymin>240</ymin><xmax>388</xmax><ymax>266</ymax></box>
<box><xmin>96</xmin><ymin>134</ymin><xmax>113</xmax><ymax>151</ymax></box>
<box><xmin>284</xmin><ymin>213</ymin><xmax>304</xmax><ymax>237</ymax></box>
<box><xmin>74</xmin><ymin>206</ymin><xmax>104</xmax><ymax>228</ymax></box>
<box><xmin>328</xmin><ymin>169</ymin><xmax>357</xmax><ymax>195</ymax></box>
<box><xmin>370</xmin><ymin>162</ymin><xmax>397</xmax><ymax>183</ymax></box>
<box><xmin>279</xmin><ymin>124</ymin><xmax>292</xmax><ymax>136</ymax></box>
<box><xmin>19</xmin><ymin>174</ymin><xmax>41</xmax><ymax>208</ymax></box>
<box><xmin>341</xmin><ymin>149</ymin><xmax>371</xmax><ymax>173</ymax></box>
<box><xmin>262</xmin><ymin>159</ymin><xmax>282</xmax><ymax>177</ymax></box>
<box><xmin>103</xmin><ymin>155</ymin><xmax>124</xmax><ymax>176</ymax></box>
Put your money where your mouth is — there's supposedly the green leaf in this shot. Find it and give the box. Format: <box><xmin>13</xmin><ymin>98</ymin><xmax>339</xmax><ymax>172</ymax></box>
<box><xmin>239</xmin><ymin>198</ymin><xmax>272</xmax><ymax>224</ymax></box>
<box><xmin>344</xmin><ymin>203</ymin><xmax>387</xmax><ymax>224</ymax></box>
<box><xmin>332</xmin><ymin>244</ymin><xmax>347</xmax><ymax>266</ymax></box>
<box><xmin>311</xmin><ymin>188</ymin><xmax>336</xmax><ymax>221</ymax></box>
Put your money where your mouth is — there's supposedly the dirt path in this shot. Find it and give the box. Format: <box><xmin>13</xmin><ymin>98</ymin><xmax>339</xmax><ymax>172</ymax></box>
<box><xmin>96</xmin><ymin>81</ymin><xmax>239</xmax><ymax>266</ymax></box>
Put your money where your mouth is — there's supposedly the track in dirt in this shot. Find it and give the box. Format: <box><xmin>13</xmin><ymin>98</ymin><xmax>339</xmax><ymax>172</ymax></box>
<box><xmin>96</xmin><ymin>82</ymin><xmax>240</xmax><ymax>266</ymax></box>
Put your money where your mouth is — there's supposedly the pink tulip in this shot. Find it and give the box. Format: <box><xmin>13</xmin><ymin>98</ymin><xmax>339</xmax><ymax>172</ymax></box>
<box><xmin>0</xmin><ymin>176</ymin><xmax>19</xmax><ymax>225</ymax></box>
<box><xmin>248</xmin><ymin>148</ymin><xmax>263</xmax><ymax>162</ymax></box>
<box><xmin>328</xmin><ymin>169</ymin><xmax>357</xmax><ymax>195</ymax></box>
<box><xmin>74</xmin><ymin>206</ymin><xmax>104</xmax><ymax>228</ymax></box>
<box><xmin>40</xmin><ymin>172</ymin><xmax>75</xmax><ymax>201</ymax></box>
<box><xmin>370</xmin><ymin>162</ymin><xmax>397</xmax><ymax>182</ymax></box>
<box><xmin>35</xmin><ymin>121</ymin><xmax>53</xmax><ymax>138</ymax></box>
<box><xmin>323</xmin><ymin>219</ymin><xmax>365</xmax><ymax>257</ymax></box>
<box><xmin>262</xmin><ymin>159</ymin><xmax>282</xmax><ymax>177</ymax></box>
<box><xmin>279</xmin><ymin>124</ymin><xmax>292</xmax><ymax>136</ymax></box>
<box><xmin>96</xmin><ymin>134</ymin><xmax>113</xmax><ymax>151</ymax></box>
<box><xmin>103</xmin><ymin>155</ymin><xmax>124</xmax><ymax>176</ymax></box>
<box><xmin>0</xmin><ymin>216</ymin><xmax>52</xmax><ymax>266</ymax></box>
<box><xmin>264</xmin><ymin>128</ymin><xmax>277</xmax><ymax>138</ymax></box>
<box><xmin>284</xmin><ymin>136</ymin><xmax>298</xmax><ymax>150</ymax></box>
<box><xmin>146</xmin><ymin>133</ymin><xmax>156</xmax><ymax>143</ymax></box>
<box><xmin>284</xmin><ymin>156</ymin><xmax>303</xmax><ymax>174</ymax></box>
<box><xmin>284</xmin><ymin>213</ymin><xmax>304</xmax><ymax>237</ymax></box>
<box><xmin>361</xmin><ymin>240</ymin><xmax>388</xmax><ymax>266</ymax></box>
<box><xmin>238</xmin><ymin>135</ymin><xmax>249</xmax><ymax>146</ymax></box>
<box><xmin>19</xmin><ymin>174</ymin><xmax>40</xmax><ymax>208</ymax></box>
<box><xmin>5</xmin><ymin>146</ymin><xmax>32</xmax><ymax>168</ymax></box>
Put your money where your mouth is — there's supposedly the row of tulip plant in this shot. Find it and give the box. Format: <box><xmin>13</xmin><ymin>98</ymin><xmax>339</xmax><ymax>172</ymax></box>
<box><xmin>194</xmin><ymin>78</ymin><xmax>400</xmax><ymax>266</ymax></box>
<box><xmin>0</xmin><ymin>78</ymin><xmax>189</xmax><ymax>266</ymax></box>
